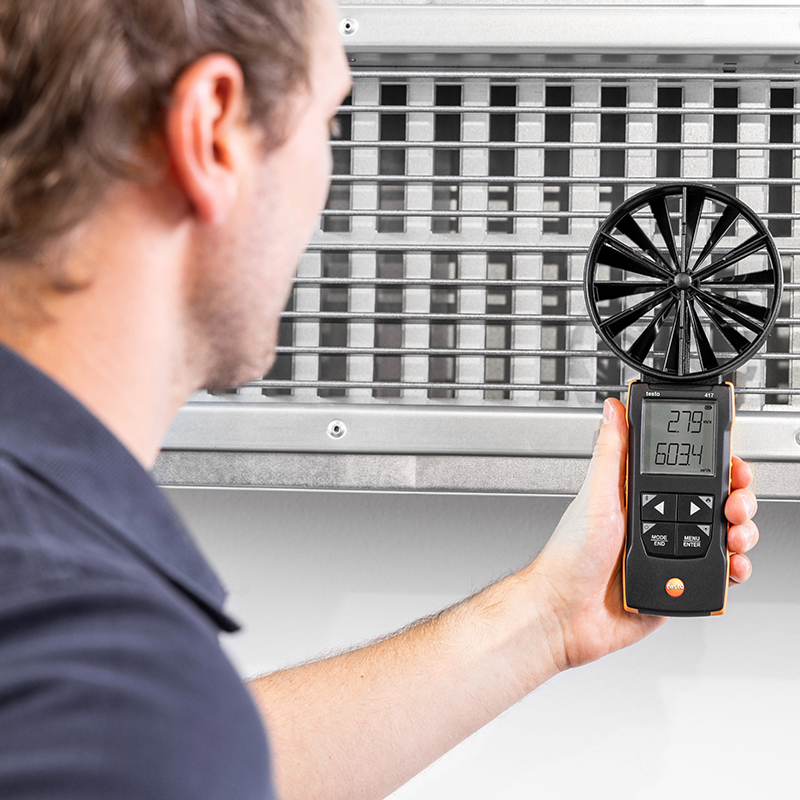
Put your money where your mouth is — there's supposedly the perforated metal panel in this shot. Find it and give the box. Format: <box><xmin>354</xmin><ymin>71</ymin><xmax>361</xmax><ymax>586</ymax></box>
<box><xmin>157</xmin><ymin>7</ymin><xmax>800</xmax><ymax>496</ymax></box>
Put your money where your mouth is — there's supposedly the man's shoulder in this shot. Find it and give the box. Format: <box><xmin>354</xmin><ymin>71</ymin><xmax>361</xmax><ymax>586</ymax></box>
<box><xmin>0</xmin><ymin>454</ymin><xmax>235</xmax><ymax>686</ymax></box>
<box><xmin>0</xmin><ymin>452</ymin><xmax>275</xmax><ymax>798</ymax></box>
<box><xmin>0</xmin><ymin>573</ymin><xmax>273</xmax><ymax>799</ymax></box>
<box><xmin>0</xmin><ymin>453</ymin><xmax>150</xmax><ymax>593</ymax></box>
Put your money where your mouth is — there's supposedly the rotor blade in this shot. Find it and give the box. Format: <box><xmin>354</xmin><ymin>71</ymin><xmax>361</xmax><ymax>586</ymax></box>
<box><xmin>600</xmin><ymin>288</ymin><xmax>673</xmax><ymax>339</ymax></box>
<box><xmin>683</xmin><ymin>187</ymin><xmax>706</xmax><ymax>270</ymax></box>
<box><xmin>614</xmin><ymin>213</ymin><xmax>672</xmax><ymax>270</ymax></box>
<box><xmin>691</xmin><ymin>202</ymin><xmax>741</xmax><ymax>271</ymax></box>
<box><xmin>663</xmin><ymin>307</ymin><xmax>684</xmax><ymax>375</ymax></box>
<box><xmin>687</xmin><ymin>299</ymin><xmax>719</xmax><ymax>372</ymax></box>
<box><xmin>692</xmin><ymin>232</ymin><xmax>770</xmax><ymax>282</ymax></box>
<box><xmin>695</xmin><ymin>297</ymin><xmax>752</xmax><ymax>354</ymax></box>
<box><xmin>694</xmin><ymin>289</ymin><xmax>766</xmax><ymax>335</ymax></box>
<box><xmin>706</xmin><ymin>268</ymin><xmax>776</xmax><ymax>287</ymax></box>
<box><xmin>597</xmin><ymin>237</ymin><xmax>674</xmax><ymax>281</ymax></box>
<box><xmin>628</xmin><ymin>298</ymin><xmax>677</xmax><ymax>364</ymax></box>
<box><xmin>593</xmin><ymin>281</ymin><xmax>664</xmax><ymax>301</ymax></box>
<box><xmin>696</xmin><ymin>289</ymin><xmax>770</xmax><ymax>324</ymax></box>
<box><xmin>649</xmin><ymin>194</ymin><xmax>681</xmax><ymax>270</ymax></box>
<box><xmin>679</xmin><ymin>291</ymin><xmax>692</xmax><ymax>376</ymax></box>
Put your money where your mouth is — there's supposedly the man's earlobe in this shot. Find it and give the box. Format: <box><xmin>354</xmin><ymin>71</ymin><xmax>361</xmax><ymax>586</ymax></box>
<box><xmin>165</xmin><ymin>54</ymin><xmax>247</xmax><ymax>225</ymax></box>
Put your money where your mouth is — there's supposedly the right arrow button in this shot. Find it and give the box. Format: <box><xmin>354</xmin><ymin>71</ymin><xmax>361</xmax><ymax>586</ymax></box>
<box><xmin>677</xmin><ymin>494</ymin><xmax>714</xmax><ymax>524</ymax></box>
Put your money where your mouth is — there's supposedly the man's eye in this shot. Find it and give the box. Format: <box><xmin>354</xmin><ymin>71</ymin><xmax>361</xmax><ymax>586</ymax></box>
<box><xmin>329</xmin><ymin>117</ymin><xmax>342</xmax><ymax>140</ymax></box>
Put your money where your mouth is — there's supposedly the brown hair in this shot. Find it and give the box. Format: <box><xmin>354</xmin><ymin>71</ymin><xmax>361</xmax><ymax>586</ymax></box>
<box><xmin>0</xmin><ymin>0</ymin><xmax>311</xmax><ymax>259</ymax></box>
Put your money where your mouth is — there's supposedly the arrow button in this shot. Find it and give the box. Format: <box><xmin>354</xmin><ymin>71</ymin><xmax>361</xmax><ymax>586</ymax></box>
<box><xmin>677</xmin><ymin>494</ymin><xmax>714</xmax><ymax>524</ymax></box>
<box><xmin>641</xmin><ymin>493</ymin><xmax>677</xmax><ymax>522</ymax></box>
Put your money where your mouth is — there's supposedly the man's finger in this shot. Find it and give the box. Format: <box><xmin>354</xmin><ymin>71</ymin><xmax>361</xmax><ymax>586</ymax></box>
<box><xmin>729</xmin><ymin>553</ymin><xmax>752</xmax><ymax>584</ymax></box>
<box><xmin>730</xmin><ymin>456</ymin><xmax>753</xmax><ymax>491</ymax></box>
<box><xmin>728</xmin><ymin>519</ymin><xmax>759</xmax><ymax>554</ymax></box>
<box><xmin>725</xmin><ymin>487</ymin><xmax>757</xmax><ymax>526</ymax></box>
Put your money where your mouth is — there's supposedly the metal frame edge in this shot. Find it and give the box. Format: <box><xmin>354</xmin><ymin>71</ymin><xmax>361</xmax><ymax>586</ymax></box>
<box><xmin>337</xmin><ymin>4</ymin><xmax>800</xmax><ymax>55</ymax></box>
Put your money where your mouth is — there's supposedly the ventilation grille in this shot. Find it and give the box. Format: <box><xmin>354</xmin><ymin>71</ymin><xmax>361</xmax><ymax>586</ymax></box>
<box><xmin>211</xmin><ymin>70</ymin><xmax>800</xmax><ymax>412</ymax></box>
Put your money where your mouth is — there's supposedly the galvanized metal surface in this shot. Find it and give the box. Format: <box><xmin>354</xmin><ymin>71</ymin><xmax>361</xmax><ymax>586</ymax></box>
<box><xmin>153</xmin><ymin>451</ymin><xmax>800</xmax><ymax>499</ymax></box>
<box><xmin>154</xmin><ymin>452</ymin><xmax>587</xmax><ymax>493</ymax></box>
<box><xmin>158</xmin><ymin>403</ymin><xmax>800</xmax><ymax>497</ymax></box>
<box><xmin>163</xmin><ymin>403</ymin><xmax>800</xmax><ymax>461</ymax></box>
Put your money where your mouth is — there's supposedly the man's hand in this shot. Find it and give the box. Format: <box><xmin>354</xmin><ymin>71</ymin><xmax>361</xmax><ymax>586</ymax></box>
<box><xmin>527</xmin><ymin>397</ymin><xmax>759</xmax><ymax>672</ymax></box>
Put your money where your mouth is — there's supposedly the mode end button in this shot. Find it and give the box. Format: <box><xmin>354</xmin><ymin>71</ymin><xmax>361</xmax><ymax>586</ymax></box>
<box><xmin>642</xmin><ymin>522</ymin><xmax>676</xmax><ymax>557</ymax></box>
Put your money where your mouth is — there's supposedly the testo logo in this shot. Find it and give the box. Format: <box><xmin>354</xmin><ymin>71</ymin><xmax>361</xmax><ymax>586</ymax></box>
<box><xmin>665</xmin><ymin>578</ymin><xmax>685</xmax><ymax>598</ymax></box>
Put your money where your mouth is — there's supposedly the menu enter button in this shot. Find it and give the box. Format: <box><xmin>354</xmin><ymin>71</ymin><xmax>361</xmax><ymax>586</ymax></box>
<box><xmin>676</xmin><ymin>523</ymin><xmax>712</xmax><ymax>558</ymax></box>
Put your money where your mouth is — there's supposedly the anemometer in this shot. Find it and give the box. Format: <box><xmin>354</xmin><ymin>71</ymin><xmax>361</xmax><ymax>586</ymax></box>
<box><xmin>585</xmin><ymin>185</ymin><xmax>782</xmax><ymax>616</ymax></box>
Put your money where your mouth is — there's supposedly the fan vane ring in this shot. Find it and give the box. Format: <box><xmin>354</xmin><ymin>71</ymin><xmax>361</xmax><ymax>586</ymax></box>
<box><xmin>584</xmin><ymin>184</ymin><xmax>783</xmax><ymax>383</ymax></box>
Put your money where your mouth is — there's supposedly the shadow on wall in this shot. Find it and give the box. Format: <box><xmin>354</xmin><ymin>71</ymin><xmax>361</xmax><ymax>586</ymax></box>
<box><xmin>166</xmin><ymin>487</ymin><xmax>797</xmax><ymax>676</ymax></box>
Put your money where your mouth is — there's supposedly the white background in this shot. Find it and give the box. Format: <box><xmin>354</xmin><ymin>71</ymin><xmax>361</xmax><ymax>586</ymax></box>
<box><xmin>167</xmin><ymin>486</ymin><xmax>799</xmax><ymax>800</ymax></box>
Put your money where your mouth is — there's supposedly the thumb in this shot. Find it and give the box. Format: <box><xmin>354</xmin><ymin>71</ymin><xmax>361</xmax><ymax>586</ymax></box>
<box><xmin>579</xmin><ymin>398</ymin><xmax>628</xmax><ymax>517</ymax></box>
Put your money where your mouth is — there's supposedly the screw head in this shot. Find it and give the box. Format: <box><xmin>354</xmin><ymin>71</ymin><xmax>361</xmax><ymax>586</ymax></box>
<box><xmin>327</xmin><ymin>420</ymin><xmax>347</xmax><ymax>439</ymax></box>
<box><xmin>339</xmin><ymin>17</ymin><xmax>358</xmax><ymax>36</ymax></box>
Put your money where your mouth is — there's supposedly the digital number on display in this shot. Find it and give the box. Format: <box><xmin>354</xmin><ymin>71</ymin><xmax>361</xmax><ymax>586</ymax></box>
<box><xmin>641</xmin><ymin>400</ymin><xmax>716</xmax><ymax>476</ymax></box>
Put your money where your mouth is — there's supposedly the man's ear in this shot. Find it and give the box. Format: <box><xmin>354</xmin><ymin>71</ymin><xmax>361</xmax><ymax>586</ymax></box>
<box><xmin>165</xmin><ymin>54</ymin><xmax>249</xmax><ymax>225</ymax></box>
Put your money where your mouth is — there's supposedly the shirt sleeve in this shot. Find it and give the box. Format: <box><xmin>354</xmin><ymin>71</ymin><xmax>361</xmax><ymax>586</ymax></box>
<box><xmin>0</xmin><ymin>576</ymin><xmax>276</xmax><ymax>800</ymax></box>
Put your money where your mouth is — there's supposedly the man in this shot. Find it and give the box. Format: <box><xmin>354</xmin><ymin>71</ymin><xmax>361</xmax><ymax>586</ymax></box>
<box><xmin>0</xmin><ymin>1</ymin><xmax>759</xmax><ymax>799</ymax></box>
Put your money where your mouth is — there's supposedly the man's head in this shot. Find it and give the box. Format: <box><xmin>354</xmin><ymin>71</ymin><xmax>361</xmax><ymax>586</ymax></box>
<box><xmin>175</xmin><ymin>0</ymin><xmax>352</xmax><ymax>389</ymax></box>
<box><xmin>0</xmin><ymin>0</ymin><xmax>311</xmax><ymax>259</ymax></box>
<box><xmin>0</xmin><ymin>0</ymin><xmax>351</xmax><ymax>392</ymax></box>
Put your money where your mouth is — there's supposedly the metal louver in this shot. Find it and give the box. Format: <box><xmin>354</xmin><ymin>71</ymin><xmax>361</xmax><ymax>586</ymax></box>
<box><xmin>156</xmin><ymin>4</ymin><xmax>800</xmax><ymax>498</ymax></box>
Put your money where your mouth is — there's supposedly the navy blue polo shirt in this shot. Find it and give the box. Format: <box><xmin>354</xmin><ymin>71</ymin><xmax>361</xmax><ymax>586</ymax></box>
<box><xmin>0</xmin><ymin>344</ymin><xmax>276</xmax><ymax>799</ymax></box>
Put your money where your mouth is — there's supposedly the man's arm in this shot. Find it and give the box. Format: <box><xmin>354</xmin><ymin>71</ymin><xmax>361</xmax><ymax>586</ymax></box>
<box><xmin>248</xmin><ymin>399</ymin><xmax>758</xmax><ymax>800</ymax></box>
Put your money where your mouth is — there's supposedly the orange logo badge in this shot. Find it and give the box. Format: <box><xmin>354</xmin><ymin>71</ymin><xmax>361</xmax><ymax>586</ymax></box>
<box><xmin>666</xmin><ymin>578</ymin><xmax>685</xmax><ymax>597</ymax></box>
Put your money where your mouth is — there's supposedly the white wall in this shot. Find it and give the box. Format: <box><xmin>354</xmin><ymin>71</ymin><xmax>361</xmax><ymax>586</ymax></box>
<box><xmin>166</xmin><ymin>486</ymin><xmax>799</xmax><ymax>800</ymax></box>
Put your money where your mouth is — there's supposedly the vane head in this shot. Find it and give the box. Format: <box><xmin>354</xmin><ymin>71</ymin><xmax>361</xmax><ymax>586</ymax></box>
<box><xmin>584</xmin><ymin>184</ymin><xmax>783</xmax><ymax>383</ymax></box>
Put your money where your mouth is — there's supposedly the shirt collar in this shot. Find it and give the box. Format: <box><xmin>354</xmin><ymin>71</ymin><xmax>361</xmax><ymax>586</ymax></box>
<box><xmin>0</xmin><ymin>343</ymin><xmax>239</xmax><ymax>632</ymax></box>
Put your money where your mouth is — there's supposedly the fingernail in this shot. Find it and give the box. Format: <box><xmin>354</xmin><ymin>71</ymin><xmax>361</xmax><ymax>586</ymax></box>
<box><xmin>744</xmin><ymin>495</ymin><xmax>756</xmax><ymax>519</ymax></box>
<box><xmin>602</xmin><ymin>399</ymin><xmax>613</xmax><ymax>425</ymax></box>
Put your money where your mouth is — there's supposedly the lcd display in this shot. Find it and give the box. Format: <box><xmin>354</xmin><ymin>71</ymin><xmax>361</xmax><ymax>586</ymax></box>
<box><xmin>641</xmin><ymin>400</ymin><xmax>716</xmax><ymax>476</ymax></box>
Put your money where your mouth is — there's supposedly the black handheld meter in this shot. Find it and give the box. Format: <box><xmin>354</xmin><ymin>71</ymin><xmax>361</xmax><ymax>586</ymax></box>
<box><xmin>625</xmin><ymin>381</ymin><xmax>733</xmax><ymax>615</ymax></box>
<box><xmin>585</xmin><ymin>185</ymin><xmax>782</xmax><ymax>616</ymax></box>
